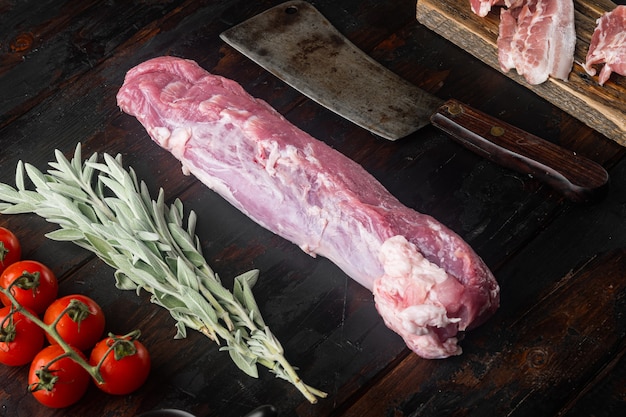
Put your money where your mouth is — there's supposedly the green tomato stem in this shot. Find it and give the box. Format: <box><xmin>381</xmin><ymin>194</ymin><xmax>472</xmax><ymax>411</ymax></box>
<box><xmin>92</xmin><ymin>330</ymin><xmax>140</xmax><ymax>372</ymax></box>
<box><xmin>0</xmin><ymin>305</ymin><xmax>17</xmax><ymax>343</ymax></box>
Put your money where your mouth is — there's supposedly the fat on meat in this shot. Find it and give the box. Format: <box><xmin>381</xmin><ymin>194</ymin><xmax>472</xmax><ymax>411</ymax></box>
<box><xmin>470</xmin><ymin>0</ymin><xmax>504</xmax><ymax>17</ymax></box>
<box><xmin>468</xmin><ymin>0</ymin><xmax>523</xmax><ymax>18</ymax></box>
<box><xmin>497</xmin><ymin>0</ymin><xmax>576</xmax><ymax>84</ymax></box>
<box><xmin>116</xmin><ymin>56</ymin><xmax>500</xmax><ymax>359</ymax></box>
<box><xmin>583</xmin><ymin>5</ymin><xmax>626</xmax><ymax>86</ymax></box>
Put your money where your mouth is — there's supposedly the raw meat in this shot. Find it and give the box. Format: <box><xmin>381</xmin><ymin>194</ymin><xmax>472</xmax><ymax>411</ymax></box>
<box><xmin>469</xmin><ymin>0</ymin><xmax>504</xmax><ymax>17</ymax></box>
<box><xmin>116</xmin><ymin>56</ymin><xmax>500</xmax><ymax>359</ymax></box>
<box><xmin>583</xmin><ymin>6</ymin><xmax>626</xmax><ymax>86</ymax></box>
<box><xmin>497</xmin><ymin>0</ymin><xmax>576</xmax><ymax>85</ymax></box>
<box><xmin>468</xmin><ymin>0</ymin><xmax>524</xmax><ymax>18</ymax></box>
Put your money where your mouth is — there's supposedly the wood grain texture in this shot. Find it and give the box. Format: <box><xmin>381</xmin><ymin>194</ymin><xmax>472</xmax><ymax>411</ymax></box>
<box><xmin>415</xmin><ymin>0</ymin><xmax>626</xmax><ymax>146</ymax></box>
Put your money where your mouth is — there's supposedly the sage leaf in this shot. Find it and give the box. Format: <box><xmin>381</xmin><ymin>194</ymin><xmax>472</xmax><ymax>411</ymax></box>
<box><xmin>46</xmin><ymin>228</ymin><xmax>84</xmax><ymax>241</ymax></box>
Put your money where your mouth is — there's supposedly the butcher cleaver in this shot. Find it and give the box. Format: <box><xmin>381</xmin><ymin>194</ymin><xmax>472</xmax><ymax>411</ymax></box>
<box><xmin>220</xmin><ymin>0</ymin><xmax>608</xmax><ymax>203</ymax></box>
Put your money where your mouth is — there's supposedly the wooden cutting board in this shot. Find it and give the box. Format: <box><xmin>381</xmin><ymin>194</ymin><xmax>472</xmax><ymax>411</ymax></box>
<box><xmin>416</xmin><ymin>0</ymin><xmax>626</xmax><ymax>146</ymax></box>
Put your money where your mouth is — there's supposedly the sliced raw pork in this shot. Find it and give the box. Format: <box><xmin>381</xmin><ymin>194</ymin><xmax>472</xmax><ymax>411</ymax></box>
<box><xmin>116</xmin><ymin>56</ymin><xmax>500</xmax><ymax>359</ymax></box>
<box><xmin>470</xmin><ymin>0</ymin><xmax>504</xmax><ymax>17</ymax></box>
<box><xmin>468</xmin><ymin>0</ymin><xmax>528</xmax><ymax>18</ymax></box>
<box><xmin>497</xmin><ymin>0</ymin><xmax>576</xmax><ymax>84</ymax></box>
<box><xmin>583</xmin><ymin>6</ymin><xmax>626</xmax><ymax>86</ymax></box>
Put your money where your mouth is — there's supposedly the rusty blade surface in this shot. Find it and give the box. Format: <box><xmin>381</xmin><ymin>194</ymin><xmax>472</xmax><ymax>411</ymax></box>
<box><xmin>220</xmin><ymin>0</ymin><xmax>443</xmax><ymax>140</ymax></box>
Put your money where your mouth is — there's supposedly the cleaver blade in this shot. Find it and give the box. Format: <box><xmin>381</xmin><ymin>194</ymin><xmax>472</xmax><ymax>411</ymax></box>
<box><xmin>220</xmin><ymin>1</ymin><xmax>608</xmax><ymax>203</ymax></box>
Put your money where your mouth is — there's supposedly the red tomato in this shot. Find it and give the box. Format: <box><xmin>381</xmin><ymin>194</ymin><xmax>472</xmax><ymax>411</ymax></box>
<box><xmin>43</xmin><ymin>294</ymin><xmax>105</xmax><ymax>351</ymax></box>
<box><xmin>0</xmin><ymin>227</ymin><xmax>21</xmax><ymax>275</ymax></box>
<box><xmin>89</xmin><ymin>333</ymin><xmax>151</xmax><ymax>395</ymax></box>
<box><xmin>28</xmin><ymin>344</ymin><xmax>90</xmax><ymax>408</ymax></box>
<box><xmin>0</xmin><ymin>260</ymin><xmax>58</xmax><ymax>314</ymax></box>
<box><xmin>0</xmin><ymin>306</ymin><xmax>45</xmax><ymax>366</ymax></box>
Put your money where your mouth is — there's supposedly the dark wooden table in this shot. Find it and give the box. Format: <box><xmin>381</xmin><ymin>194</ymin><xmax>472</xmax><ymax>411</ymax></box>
<box><xmin>1</xmin><ymin>1</ymin><xmax>626</xmax><ymax>416</ymax></box>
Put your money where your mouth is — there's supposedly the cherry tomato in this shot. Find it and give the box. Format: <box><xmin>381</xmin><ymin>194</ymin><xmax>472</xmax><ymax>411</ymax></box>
<box><xmin>0</xmin><ymin>260</ymin><xmax>58</xmax><ymax>314</ymax></box>
<box><xmin>0</xmin><ymin>227</ymin><xmax>21</xmax><ymax>275</ymax></box>
<box><xmin>43</xmin><ymin>294</ymin><xmax>105</xmax><ymax>351</ymax></box>
<box><xmin>89</xmin><ymin>332</ymin><xmax>151</xmax><ymax>395</ymax></box>
<box><xmin>0</xmin><ymin>306</ymin><xmax>45</xmax><ymax>366</ymax></box>
<box><xmin>28</xmin><ymin>344</ymin><xmax>90</xmax><ymax>408</ymax></box>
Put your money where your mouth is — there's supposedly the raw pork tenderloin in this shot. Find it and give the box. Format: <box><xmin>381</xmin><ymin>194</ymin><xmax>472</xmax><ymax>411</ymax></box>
<box><xmin>583</xmin><ymin>5</ymin><xmax>626</xmax><ymax>86</ymax></box>
<box><xmin>116</xmin><ymin>56</ymin><xmax>500</xmax><ymax>359</ymax></box>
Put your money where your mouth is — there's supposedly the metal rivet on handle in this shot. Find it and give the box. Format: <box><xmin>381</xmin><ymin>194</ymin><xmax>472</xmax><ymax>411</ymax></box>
<box><xmin>446</xmin><ymin>102</ymin><xmax>463</xmax><ymax>115</ymax></box>
<box><xmin>490</xmin><ymin>126</ymin><xmax>505</xmax><ymax>136</ymax></box>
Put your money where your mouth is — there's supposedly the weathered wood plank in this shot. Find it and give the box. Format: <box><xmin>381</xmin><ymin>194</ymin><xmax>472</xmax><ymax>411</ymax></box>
<box><xmin>0</xmin><ymin>0</ymin><xmax>189</xmax><ymax>128</ymax></box>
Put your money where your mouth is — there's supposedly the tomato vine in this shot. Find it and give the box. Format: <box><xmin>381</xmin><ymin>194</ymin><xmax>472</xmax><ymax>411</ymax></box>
<box><xmin>1</xmin><ymin>271</ymin><xmax>149</xmax><ymax>403</ymax></box>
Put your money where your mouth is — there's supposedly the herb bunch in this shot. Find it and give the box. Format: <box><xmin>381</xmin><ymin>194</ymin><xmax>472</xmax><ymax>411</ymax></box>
<box><xmin>0</xmin><ymin>144</ymin><xmax>325</xmax><ymax>403</ymax></box>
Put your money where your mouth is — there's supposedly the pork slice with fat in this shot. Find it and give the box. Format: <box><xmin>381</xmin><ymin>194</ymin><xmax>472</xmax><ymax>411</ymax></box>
<box><xmin>583</xmin><ymin>5</ymin><xmax>626</xmax><ymax>86</ymax></box>
<box><xmin>469</xmin><ymin>0</ymin><xmax>505</xmax><ymax>17</ymax></box>
<box><xmin>468</xmin><ymin>0</ymin><xmax>526</xmax><ymax>18</ymax></box>
<box><xmin>497</xmin><ymin>0</ymin><xmax>576</xmax><ymax>85</ymax></box>
<box><xmin>116</xmin><ymin>56</ymin><xmax>500</xmax><ymax>359</ymax></box>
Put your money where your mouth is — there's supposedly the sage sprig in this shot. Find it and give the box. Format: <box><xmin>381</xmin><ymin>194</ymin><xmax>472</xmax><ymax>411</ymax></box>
<box><xmin>0</xmin><ymin>144</ymin><xmax>326</xmax><ymax>403</ymax></box>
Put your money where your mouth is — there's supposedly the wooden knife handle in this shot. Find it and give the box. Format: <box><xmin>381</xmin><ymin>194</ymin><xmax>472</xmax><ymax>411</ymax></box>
<box><xmin>430</xmin><ymin>99</ymin><xmax>609</xmax><ymax>203</ymax></box>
